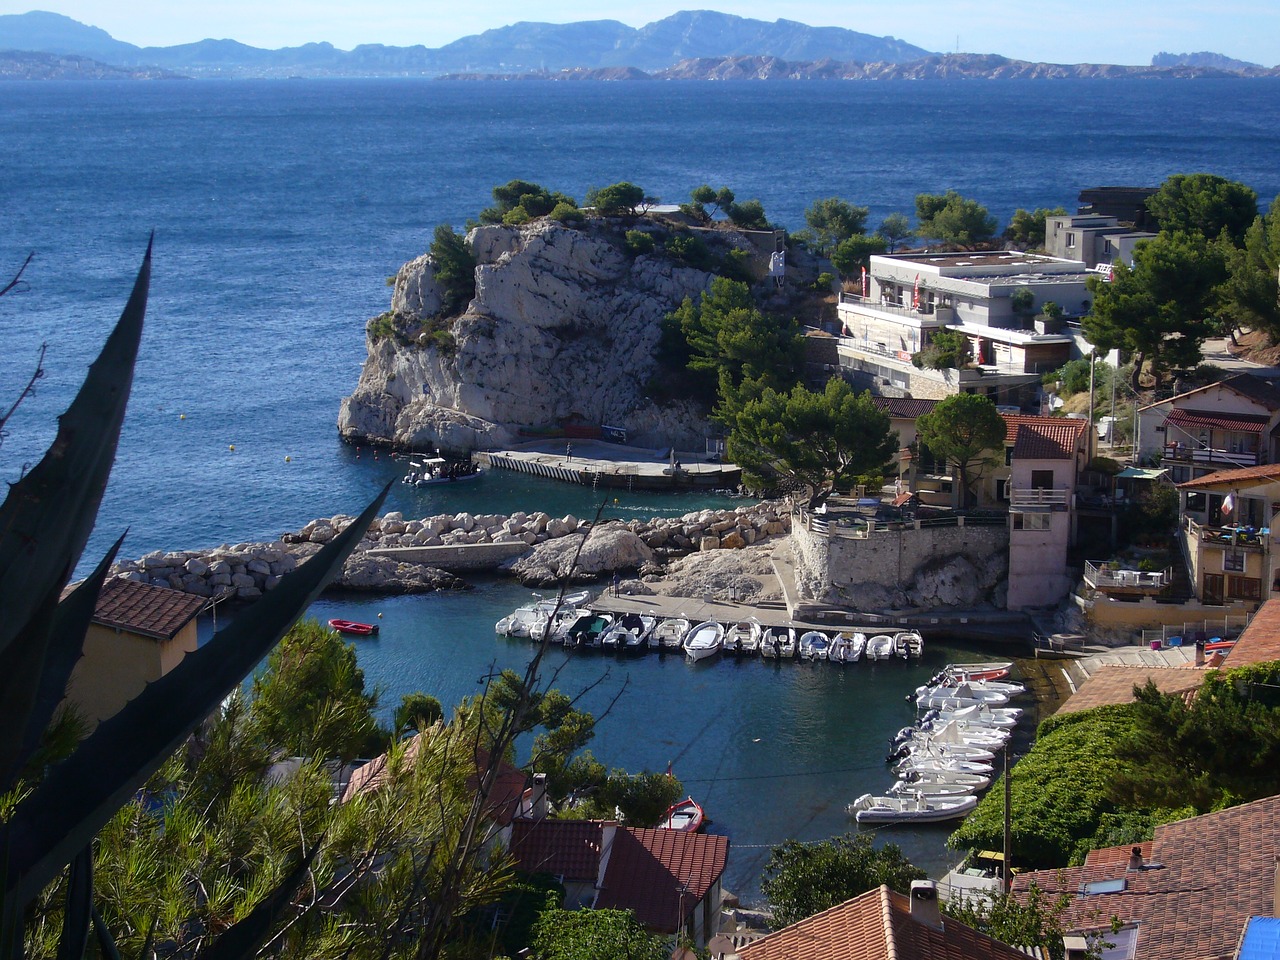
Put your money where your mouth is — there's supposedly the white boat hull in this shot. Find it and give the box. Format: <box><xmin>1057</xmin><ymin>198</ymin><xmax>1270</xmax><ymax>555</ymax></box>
<box><xmin>848</xmin><ymin>792</ymin><xmax>978</xmax><ymax>824</ymax></box>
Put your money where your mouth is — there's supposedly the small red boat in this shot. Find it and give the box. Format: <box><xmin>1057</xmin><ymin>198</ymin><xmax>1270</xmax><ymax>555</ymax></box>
<box><xmin>661</xmin><ymin>797</ymin><xmax>706</xmax><ymax>832</ymax></box>
<box><xmin>944</xmin><ymin>662</ymin><xmax>1012</xmax><ymax>683</ymax></box>
<box><xmin>328</xmin><ymin>618</ymin><xmax>379</xmax><ymax>637</ymax></box>
<box><xmin>1204</xmin><ymin>638</ymin><xmax>1235</xmax><ymax>652</ymax></box>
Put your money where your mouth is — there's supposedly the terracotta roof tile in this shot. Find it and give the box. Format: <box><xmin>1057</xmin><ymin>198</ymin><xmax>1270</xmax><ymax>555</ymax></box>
<box><xmin>597</xmin><ymin>827</ymin><xmax>729</xmax><ymax>933</ymax></box>
<box><xmin>1165</xmin><ymin>407</ymin><xmax>1270</xmax><ymax>433</ymax></box>
<box><xmin>92</xmin><ymin>576</ymin><xmax>205</xmax><ymax>641</ymax></box>
<box><xmin>1221</xmin><ymin>598</ymin><xmax>1280</xmax><ymax>668</ymax></box>
<box><xmin>872</xmin><ymin>397</ymin><xmax>939</xmax><ymax>420</ymax></box>
<box><xmin>1176</xmin><ymin>463</ymin><xmax>1280</xmax><ymax>489</ymax></box>
<box><xmin>1057</xmin><ymin>665</ymin><xmax>1206</xmax><ymax>716</ymax></box>
<box><xmin>1000</xmin><ymin>415</ymin><xmax>1089</xmax><ymax>461</ymax></box>
<box><xmin>1013</xmin><ymin>794</ymin><xmax>1280</xmax><ymax>960</ymax></box>
<box><xmin>740</xmin><ymin>885</ymin><xmax>1033</xmax><ymax>960</ymax></box>
<box><xmin>509</xmin><ymin>819</ymin><xmax>604</xmax><ymax>883</ymax></box>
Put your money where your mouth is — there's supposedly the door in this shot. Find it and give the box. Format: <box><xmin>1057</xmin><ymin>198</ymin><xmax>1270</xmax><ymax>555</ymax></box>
<box><xmin>1204</xmin><ymin>573</ymin><xmax>1225</xmax><ymax>605</ymax></box>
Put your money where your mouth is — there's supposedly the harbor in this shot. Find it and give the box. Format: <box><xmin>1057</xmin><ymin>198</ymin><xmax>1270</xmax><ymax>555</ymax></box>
<box><xmin>474</xmin><ymin>438</ymin><xmax>742</xmax><ymax>490</ymax></box>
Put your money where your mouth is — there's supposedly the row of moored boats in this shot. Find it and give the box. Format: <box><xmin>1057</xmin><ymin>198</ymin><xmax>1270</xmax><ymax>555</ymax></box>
<box><xmin>495</xmin><ymin>593</ymin><xmax>924</xmax><ymax>663</ymax></box>
<box><xmin>847</xmin><ymin>662</ymin><xmax>1026</xmax><ymax>825</ymax></box>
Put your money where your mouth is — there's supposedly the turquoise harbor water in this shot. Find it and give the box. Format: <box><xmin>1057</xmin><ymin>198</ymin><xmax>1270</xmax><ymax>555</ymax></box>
<box><xmin>6</xmin><ymin>78</ymin><xmax>1280</xmax><ymax>899</ymax></box>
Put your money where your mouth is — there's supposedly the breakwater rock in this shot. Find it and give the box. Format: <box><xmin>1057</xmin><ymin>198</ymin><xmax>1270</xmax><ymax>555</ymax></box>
<box><xmin>109</xmin><ymin>501</ymin><xmax>791</xmax><ymax>599</ymax></box>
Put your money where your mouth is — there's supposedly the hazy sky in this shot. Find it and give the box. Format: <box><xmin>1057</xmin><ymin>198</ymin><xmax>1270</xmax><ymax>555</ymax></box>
<box><xmin>3</xmin><ymin>1</ymin><xmax>1276</xmax><ymax>67</ymax></box>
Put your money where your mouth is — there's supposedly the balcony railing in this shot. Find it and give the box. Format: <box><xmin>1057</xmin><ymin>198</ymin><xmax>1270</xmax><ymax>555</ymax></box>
<box><xmin>1184</xmin><ymin>516</ymin><xmax>1269</xmax><ymax>550</ymax></box>
<box><xmin>1163</xmin><ymin>443</ymin><xmax>1260</xmax><ymax>468</ymax></box>
<box><xmin>1010</xmin><ymin>485</ymin><xmax>1070</xmax><ymax>510</ymax></box>
<box><xmin>837</xmin><ymin>292</ymin><xmax>954</xmax><ymax>323</ymax></box>
<box><xmin>1084</xmin><ymin>561</ymin><xmax>1172</xmax><ymax>592</ymax></box>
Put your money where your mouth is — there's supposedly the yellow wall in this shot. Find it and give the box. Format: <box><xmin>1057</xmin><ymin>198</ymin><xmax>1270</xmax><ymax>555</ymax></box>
<box><xmin>65</xmin><ymin>621</ymin><xmax>198</xmax><ymax>725</ymax></box>
<box><xmin>1083</xmin><ymin>594</ymin><xmax>1254</xmax><ymax>630</ymax></box>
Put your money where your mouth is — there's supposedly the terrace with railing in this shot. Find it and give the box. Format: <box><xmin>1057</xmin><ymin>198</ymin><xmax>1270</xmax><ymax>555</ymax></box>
<box><xmin>1084</xmin><ymin>561</ymin><xmax>1173</xmax><ymax>593</ymax></box>
<box><xmin>1184</xmin><ymin>516</ymin><xmax>1268</xmax><ymax>551</ymax></box>
<box><xmin>837</xmin><ymin>292</ymin><xmax>954</xmax><ymax>323</ymax></box>
<box><xmin>1163</xmin><ymin>442</ymin><xmax>1260</xmax><ymax>469</ymax></box>
<box><xmin>1009</xmin><ymin>485</ymin><xmax>1070</xmax><ymax>511</ymax></box>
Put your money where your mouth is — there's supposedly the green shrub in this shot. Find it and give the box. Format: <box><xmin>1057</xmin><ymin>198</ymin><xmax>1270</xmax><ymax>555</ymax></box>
<box><xmin>502</xmin><ymin>205</ymin><xmax>532</xmax><ymax>225</ymax></box>
<box><xmin>429</xmin><ymin>224</ymin><xmax>477</xmax><ymax>317</ymax></box>
<box><xmin>624</xmin><ymin>230</ymin><xmax>655</xmax><ymax>255</ymax></box>
<box><xmin>666</xmin><ymin>233</ymin><xmax>712</xmax><ymax>269</ymax></box>
<box><xmin>368</xmin><ymin>311</ymin><xmax>398</xmax><ymax>343</ymax></box>
<box><xmin>719</xmin><ymin>247</ymin><xmax>754</xmax><ymax>283</ymax></box>
<box><xmin>912</xmin><ymin>328</ymin><xmax>971</xmax><ymax>370</ymax></box>
<box><xmin>812</xmin><ymin>272</ymin><xmax>835</xmax><ymax>291</ymax></box>
<box><xmin>550</xmin><ymin>201</ymin><xmax>584</xmax><ymax>223</ymax></box>
<box><xmin>727</xmin><ymin>198</ymin><xmax>769</xmax><ymax>230</ymax></box>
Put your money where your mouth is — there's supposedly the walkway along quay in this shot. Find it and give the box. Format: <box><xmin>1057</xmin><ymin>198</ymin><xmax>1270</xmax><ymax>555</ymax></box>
<box><xmin>475</xmin><ymin>438</ymin><xmax>742</xmax><ymax>491</ymax></box>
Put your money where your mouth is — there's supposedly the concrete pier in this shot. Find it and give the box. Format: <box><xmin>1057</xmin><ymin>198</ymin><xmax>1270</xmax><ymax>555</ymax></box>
<box><xmin>476</xmin><ymin>438</ymin><xmax>741</xmax><ymax>490</ymax></box>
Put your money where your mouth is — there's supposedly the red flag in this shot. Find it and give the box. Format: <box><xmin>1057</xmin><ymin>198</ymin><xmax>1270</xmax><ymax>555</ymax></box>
<box><xmin>912</xmin><ymin>274</ymin><xmax>921</xmax><ymax>311</ymax></box>
<box><xmin>861</xmin><ymin>266</ymin><xmax>868</xmax><ymax>298</ymax></box>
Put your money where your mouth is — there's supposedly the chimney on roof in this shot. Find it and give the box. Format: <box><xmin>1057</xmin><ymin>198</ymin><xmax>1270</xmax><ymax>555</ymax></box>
<box><xmin>909</xmin><ymin>880</ymin><xmax>942</xmax><ymax>930</ymax></box>
<box><xmin>1127</xmin><ymin>846</ymin><xmax>1143</xmax><ymax>871</ymax></box>
<box><xmin>531</xmin><ymin>773</ymin><xmax>548</xmax><ymax>820</ymax></box>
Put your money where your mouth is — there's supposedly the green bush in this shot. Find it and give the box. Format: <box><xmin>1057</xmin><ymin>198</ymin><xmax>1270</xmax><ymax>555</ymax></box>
<box><xmin>911</xmin><ymin>328</ymin><xmax>971</xmax><ymax>370</ymax></box>
<box><xmin>428</xmin><ymin>224</ymin><xmax>477</xmax><ymax>317</ymax></box>
<box><xmin>502</xmin><ymin>205</ymin><xmax>532</xmax><ymax>225</ymax></box>
<box><xmin>665</xmin><ymin>232</ymin><xmax>713</xmax><ymax>269</ymax></box>
<box><xmin>624</xmin><ymin>230</ymin><xmax>655</xmax><ymax>255</ymax></box>
<box><xmin>368</xmin><ymin>311</ymin><xmax>399</xmax><ymax>343</ymax></box>
<box><xmin>727</xmin><ymin>198</ymin><xmax>769</xmax><ymax>230</ymax></box>
<box><xmin>812</xmin><ymin>272</ymin><xmax>835</xmax><ymax>291</ymax></box>
<box><xmin>550</xmin><ymin>201</ymin><xmax>584</xmax><ymax>223</ymax></box>
<box><xmin>719</xmin><ymin>246</ymin><xmax>754</xmax><ymax>283</ymax></box>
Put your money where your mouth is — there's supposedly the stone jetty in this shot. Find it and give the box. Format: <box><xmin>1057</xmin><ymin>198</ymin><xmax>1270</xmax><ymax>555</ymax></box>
<box><xmin>109</xmin><ymin>501</ymin><xmax>791</xmax><ymax>601</ymax></box>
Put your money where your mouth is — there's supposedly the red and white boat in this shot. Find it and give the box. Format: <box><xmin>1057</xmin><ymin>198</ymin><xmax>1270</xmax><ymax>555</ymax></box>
<box><xmin>328</xmin><ymin>618</ymin><xmax>379</xmax><ymax>637</ymax></box>
<box><xmin>661</xmin><ymin>796</ymin><xmax>706</xmax><ymax>832</ymax></box>
<box><xmin>944</xmin><ymin>661</ymin><xmax>1013</xmax><ymax>683</ymax></box>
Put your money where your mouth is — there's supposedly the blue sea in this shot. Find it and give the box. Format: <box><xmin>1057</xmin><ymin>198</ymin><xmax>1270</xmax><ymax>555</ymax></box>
<box><xmin>4</xmin><ymin>78</ymin><xmax>1280</xmax><ymax>899</ymax></box>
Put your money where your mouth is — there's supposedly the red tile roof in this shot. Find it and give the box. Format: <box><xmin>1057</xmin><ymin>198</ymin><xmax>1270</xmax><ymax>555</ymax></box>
<box><xmin>509</xmin><ymin>819</ymin><xmax>604</xmax><ymax>883</ymax></box>
<box><xmin>1165</xmin><ymin>407</ymin><xmax>1270</xmax><ymax>433</ymax></box>
<box><xmin>739</xmin><ymin>885</ymin><xmax>1033</xmax><ymax>960</ymax></box>
<box><xmin>1002</xmin><ymin>414</ymin><xmax>1089</xmax><ymax>461</ymax></box>
<box><xmin>872</xmin><ymin>397</ymin><xmax>939</xmax><ymax>420</ymax></box>
<box><xmin>1013</xmin><ymin>794</ymin><xmax>1280</xmax><ymax>960</ymax></box>
<box><xmin>596</xmin><ymin>827</ymin><xmax>729</xmax><ymax>933</ymax></box>
<box><xmin>92</xmin><ymin>576</ymin><xmax>205</xmax><ymax>641</ymax></box>
<box><xmin>1057</xmin><ymin>665</ymin><xmax>1206</xmax><ymax>716</ymax></box>
<box><xmin>1220</xmin><ymin>598</ymin><xmax>1280</xmax><ymax>668</ymax></box>
<box><xmin>1176</xmin><ymin>463</ymin><xmax>1280</xmax><ymax>489</ymax></box>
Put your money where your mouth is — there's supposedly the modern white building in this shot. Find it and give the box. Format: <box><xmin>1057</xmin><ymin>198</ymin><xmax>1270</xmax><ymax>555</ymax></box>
<box><xmin>1044</xmin><ymin>213</ymin><xmax>1156</xmax><ymax>270</ymax></box>
<box><xmin>835</xmin><ymin>251</ymin><xmax>1085</xmax><ymax>404</ymax></box>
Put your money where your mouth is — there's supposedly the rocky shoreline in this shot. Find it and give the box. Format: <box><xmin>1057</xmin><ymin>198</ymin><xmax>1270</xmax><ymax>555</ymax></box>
<box><xmin>110</xmin><ymin>501</ymin><xmax>792</xmax><ymax>600</ymax></box>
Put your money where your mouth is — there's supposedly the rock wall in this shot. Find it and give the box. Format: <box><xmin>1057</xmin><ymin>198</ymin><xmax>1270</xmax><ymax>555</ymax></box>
<box><xmin>791</xmin><ymin>512</ymin><xmax>1009</xmax><ymax>611</ymax></box>
<box><xmin>338</xmin><ymin>217</ymin><xmax>819</xmax><ymax>452</ymax></box>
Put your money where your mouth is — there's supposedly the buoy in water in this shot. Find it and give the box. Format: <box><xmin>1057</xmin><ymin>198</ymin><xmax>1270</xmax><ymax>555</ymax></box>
<box><xmin>284</xmin><ymin>455</ymin><xmax>291</xmax><ymax>462</ymax></box>
<box><xmin>377</xmin><ymin>612</ymin><xmax>383</xmax><ymax>619</ymax></box>
<box><xmin>179</xmin><ymin>413</ymin><xmax>186</xmax><ymax>420</ymax></box>
<box><xmin>229</xmin><ymin>444</ymin><xmax>235</xmax><ymax>452</ymax></box>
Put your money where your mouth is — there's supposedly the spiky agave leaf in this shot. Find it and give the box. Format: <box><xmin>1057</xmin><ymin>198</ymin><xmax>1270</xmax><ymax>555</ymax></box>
<box><xmin>0</xmin><ymin>240</ymin><xmax>149</xmax><ymax>662</ymax></box>
<box><xmin>2</xmin><ymin>484</ymin><xmax>389</xmax><ymax>907</ymax></box>
<box><xmin>55</xmin><ymin>846</ymin><xmax>92</xmax><ymax>960</ymax></box>
<box><xmin>0</xmin><ymin>535</ymin><xmax>125</xmax><ymax>792</ymax></box>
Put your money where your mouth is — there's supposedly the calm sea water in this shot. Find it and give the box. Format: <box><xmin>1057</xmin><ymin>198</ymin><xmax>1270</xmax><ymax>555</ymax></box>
<box><xmin>5</xmin><ymin>78</ymin><xmax>1280</xmax><ymax>899</ymax></box>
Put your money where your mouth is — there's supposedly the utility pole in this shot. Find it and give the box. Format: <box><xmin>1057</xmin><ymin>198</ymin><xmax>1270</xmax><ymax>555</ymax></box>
<box><xmin>1002</xmin><ymin>748</ymin><xmax>1013</xmax><ymax>895</ymax></box>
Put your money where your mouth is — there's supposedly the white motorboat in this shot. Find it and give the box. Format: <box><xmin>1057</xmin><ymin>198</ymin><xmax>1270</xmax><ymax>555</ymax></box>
<box><xmin>900</xmin><ymin>739</ymin><xmax>996</xmax><ymax>763</ymax></box>
<box><xmin>920</xmin><ymin>721</ymin><xmax>1009</xmax><ymax>749</ymax></box>
<box><xmin>724</xmin><ymin>617</ymin><xmax>762</xmax><ymax>656</ymax></box>
<box><xmin>564</xmin><ymin>612</ymin><xmax>613</xmax><ymax>651</ymax></box>
<box><xmin>847</xmin><ymin>792</ymin><xmax>978</xmax><ymax>824</ymax></box>
<box><xmin>888</xmin><ymin>779</ymin><xmax>979</xmax><ymax>798</ymax></box>
<box><xmin>799</xmin><ymin>630</ymin><xmax>830</xmax><ymax>661</ymax></box>
<box><xmin>828</xmin><ymin>632</ymin><xmax>854</xmax><ymax>664</ymax></box>
<box><xmin>934</xmin><ymin>703</ymin><xmax>1022</xmax><ymax>728</ymax></box>
<box><xmin>917</xmin><ymin>678</ymin><xmax>1026</xmax><ymax>699</ymax></box>
<box><xmin>601</xmin><ymin>613</ymin><xmax>656</xmax><ymax>652</ymax></box>
<box><xmin>402</xmin><ymin>456</ymin><xmax>483</xmax><ymax>486</ymax></box>
<box><xmin>894</xmin><ymin>755</ymin><xmax>994</xmax><ymax>777</ymax></box>
<box><xmin>942</xmin><ymin>661</ymin><xmax>1013</xmax><ymax>683</ymax></box>
<box><xmin>684</xmin><ymin>620</ymin><xmax>725</xmax><ymax>661</ymax></box>
<box><xmin>896</xmin><ymin>768</ymin><xmax>992</xmax><ymax>791</ymax></box>
<box><xmin>496</xmin><ymin>590</ymin><xmax>591</xmax><ymax>638</ymax></box>
<box><xmin>652</xmin><ymin>617</ymin><xmax>691</xmax><ymax>651</ymax></box>
<box><xmin>865</xmin><ymin>634</ymin><xmax>896</xmax><ymax>660</ymax></box>
<box><xmin>761</xmin><ymin>626</ymin><xmax>795</xmax><ymax>659</ymax></box>
<box><xmin>894</xmin><ymin>631</ymin><xmax>924</xmax><ymax>658</ymax></box>
<box><xmin>916</xmin><ymin>682</ymin><xmax>1012</xmax><ymax>710</ymax></box>
<box><xmin>532</xmin><ymin>608</ymin><xmax>581</xmax><ymax>644</ymax></box>
<box><xmin>848</xmin><ymin>631</ymin><xmax>867</xmax><ymax>661</ymax></box>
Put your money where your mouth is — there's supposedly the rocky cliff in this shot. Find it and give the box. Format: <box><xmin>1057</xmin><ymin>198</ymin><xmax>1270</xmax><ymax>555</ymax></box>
<box><xmin>339</xmin><ymin>217</ymin><xmax>815</xmax><ymax>452</ymax></box>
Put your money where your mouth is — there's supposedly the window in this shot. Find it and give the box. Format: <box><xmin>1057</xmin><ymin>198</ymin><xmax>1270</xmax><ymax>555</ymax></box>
<box><xmin>1005</xmin><ymin>446</ymin><xmax>1014</xmax><ymax>466</ymax></box>
<box><xmin>1223</xmin><ymin>553</ymin><xmax>1245</xmax><ymax>573</ymax></box>
<box><xmin>997</xmin><ymin>479</ymin><xmax>1009</xmax><ymax>501</ymax></box>
<box><xmin>1227</xmin><ymin>576</ymin><xmax>1262</xmax><ymax>601</ymax></box>
<box><xmin>1031</xmin><ymin>469</ymin><xmax>1055</xmax><ymax>489</ymax></box>
<box><xmin>1012</xmin><ymin>513</ymin><xmax>1051</xmax><ymax>531</ymax></box>
<box><xmin>1066</xmin><ymin>232</ymin><xmax>1077</xmax><ymax>249</ymax></box>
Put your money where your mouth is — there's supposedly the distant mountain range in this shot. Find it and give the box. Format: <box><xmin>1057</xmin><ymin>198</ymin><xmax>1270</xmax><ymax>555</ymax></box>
<box><xmin>0</xmin><ymin>9</ymin><xmax>930</xmax><ymax>77</ymax></box>
<box><xmin>0</xmin><ymin>10</ymin><xmax>1275</xmax><ymax>81</ymax></box>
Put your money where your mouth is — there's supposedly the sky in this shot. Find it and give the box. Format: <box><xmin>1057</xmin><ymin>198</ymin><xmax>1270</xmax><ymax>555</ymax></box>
<box><xmin>2</xmin><ymin>1</ymin><xmax>1277</xmax><ymax>68</ymax></box>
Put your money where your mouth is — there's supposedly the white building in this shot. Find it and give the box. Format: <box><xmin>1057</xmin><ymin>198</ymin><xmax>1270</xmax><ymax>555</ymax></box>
<box><xmin>836</xmin><ymin>251</ymin><xmax>1084</xmax><ymax>404</ymax></box>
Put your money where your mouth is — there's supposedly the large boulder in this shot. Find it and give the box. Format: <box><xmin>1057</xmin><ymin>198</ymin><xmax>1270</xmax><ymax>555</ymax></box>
<box><xmin>337</xmin><ymin>554</ymin><xmax>468</xmax><ymax>594</ymax></box>
<box><xmin>506</xmin><ymin>524</ymin><xmax>654</xmax><ymax>586</ymax></box>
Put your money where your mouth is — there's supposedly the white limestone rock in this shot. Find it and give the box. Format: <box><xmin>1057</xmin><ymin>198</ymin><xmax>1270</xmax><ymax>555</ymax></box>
<box><xmin>506</xmin><ymin>525</ymin><xmax>655</xmax><ymax>586</ymax></box>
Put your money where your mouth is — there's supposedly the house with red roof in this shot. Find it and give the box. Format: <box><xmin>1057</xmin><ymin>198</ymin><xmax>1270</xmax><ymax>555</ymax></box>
<box><xmin>1137</xmin><ymin>374</ymin><xmax>1280</xmax><ymax>485</ymax></box>
<box><xmin>1013</xmin><ymin>794</ymin><xmax>1280</xmax><ymax>960</ymax></box>
<box><xmin>737</xmin><ymin>881</ymin><xmax>1039</xmax><ymax>960</ymax></box>
<box><xmin>65</xmin><ymin>576</ymin><xmax>206</xmax><ymax>725</ymax></box>
<box><xmin>1175</xmin><ymin>463</ymin><xmax>1280</xmax><ymax>608</ymax></box>
<box><xmin>506</xmin><ymin>817</ymin><xmax>730</xmax><ymax>948</ymax></box>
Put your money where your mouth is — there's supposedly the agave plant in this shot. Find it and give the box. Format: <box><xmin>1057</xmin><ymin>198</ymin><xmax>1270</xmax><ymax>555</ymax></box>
<box><xmin>0</xmin><ymin>241</ymin><xmax>386</xmax><ymax>959</ymax></box>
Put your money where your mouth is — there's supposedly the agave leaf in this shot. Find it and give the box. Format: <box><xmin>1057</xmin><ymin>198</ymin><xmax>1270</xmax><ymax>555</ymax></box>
<box><xmin>90</xmin><ymin>905</ymin><xmax>122</xmax><ymax>960</ymax></box>
<box><xmin>55</xmin><ymin>846</ymin><xmax>92</xmax><ymax>960</ymax></box>
<box><xmin>197</xmin><ymin>841</ymin><xmax>320</xmax><ymax>960</ymax></box>
<box><xmin>0</xmin><ymin>240</ymin><xmax>149</xmax><ymax>661</ymax></box>
<box><xmin>0</xmin><ymin>535</ymin><xmax>125</xmax><ymax>791</ymax></box>
<box><xmin>3</xmin><ymin>484</ymin><xmax>389</xmax><ymax>906</ymax></box>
